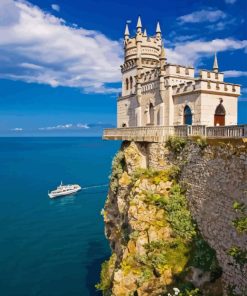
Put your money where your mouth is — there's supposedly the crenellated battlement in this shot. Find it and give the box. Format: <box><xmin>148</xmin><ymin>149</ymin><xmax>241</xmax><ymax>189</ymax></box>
<box><xmin>164</xmin><ymin>64</ymin><xmax>195</xmax><ymax>78</ymax></box>
<box><xmin>172</xmin><ymin>79</ymin><xmax>240</xmax><ymax>96</ymax></box>
<box><xmin>199</xmin><ymin>69</ymin><xmax>224</xmax><ymax>82</ymax></box>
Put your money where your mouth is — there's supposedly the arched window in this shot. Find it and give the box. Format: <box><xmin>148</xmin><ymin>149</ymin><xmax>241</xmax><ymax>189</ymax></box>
<box><xmin>184</xmin><ymin>105</ymin><xmax>192</xmax><ymax>125</ymax></box>
<box><xmin>125</xmin><ymin>78</ymin><xmax>129</xmax><ymax>90</ymax></box>
<box><xmin>130</xmin><ymin>76</ymin><xmax>133</xmax><ymax>90</ymax></box>
<box><xmin>214</xmin><ymin>101</ymin><xmax>226</xmax><ymax>126</ymax></box>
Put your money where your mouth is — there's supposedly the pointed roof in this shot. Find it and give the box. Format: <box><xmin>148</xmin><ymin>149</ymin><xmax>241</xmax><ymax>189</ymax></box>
<box><xmin>136</xmin><ymin>16</ymin><xmax>142</xmax><ymax>29</ymax></box>
<box><xmin>124</xmin><ymin>23</ymin><xmax>130</xmax><ymax>36</ymax></box>
<box><xmin>143</xmin><ymin>29</ymin><xmax>147</xmax><ymax>37</ymax></box>
<box><xmin>156</xmin><ymin>21</ymin><xmax>161</xmax><ymax>34</ymax></box>
<box><xmin>213</xmin><ymin>52</ymin><xmax>219</xmax><ymax>72</ymax></box>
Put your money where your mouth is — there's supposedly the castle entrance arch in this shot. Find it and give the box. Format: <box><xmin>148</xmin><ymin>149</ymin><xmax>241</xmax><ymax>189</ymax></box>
<box><xmin>214</xmin><ymin>101</ymin><xmax>225</xmax><ymax>126</ymax></box>
<box><xmin>184</xmin><ymin>105</ymin><xmax>192</xmax><ymax>125</ymax></box>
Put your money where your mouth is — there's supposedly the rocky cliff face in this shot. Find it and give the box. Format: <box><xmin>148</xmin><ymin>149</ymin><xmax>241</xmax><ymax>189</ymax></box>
<box><xmin>97</xmin><ymin>139</ymin><xmax>247</xmax><ymax>296</ymax></box>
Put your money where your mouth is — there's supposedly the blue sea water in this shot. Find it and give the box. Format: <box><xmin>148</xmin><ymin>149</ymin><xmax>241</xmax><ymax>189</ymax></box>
<box><xmin>0</xmin><ymin>137</ymin><xmax>120</xmax><ymax>296</ymax></box>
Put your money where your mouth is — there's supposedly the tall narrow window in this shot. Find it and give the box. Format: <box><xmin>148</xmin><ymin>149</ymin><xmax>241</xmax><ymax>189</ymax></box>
<box><xmin>184</xmin><ymin>105</ymin><xmax>192</xmax><ymax>125</ymax></box>
<box><xmin>214</xmin><ymin>101</ymin><xmax>225</xmax><ymax>126</ymax></box>
<box><xmin>126</xmin><ymin>78</ymin><xmax>129</xmax><ymax>90</ymax></box>
<box><xmin>130</xmin><ymin>76</ymin><xmax>133</xmax><ymax>90</ymax></box>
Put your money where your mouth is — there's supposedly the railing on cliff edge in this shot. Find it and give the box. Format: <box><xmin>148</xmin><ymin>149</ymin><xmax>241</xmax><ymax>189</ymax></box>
<box><xmin>103</xmin><ymin>124</ymin><xmax>247</xmax><ymax>142</ymax></box>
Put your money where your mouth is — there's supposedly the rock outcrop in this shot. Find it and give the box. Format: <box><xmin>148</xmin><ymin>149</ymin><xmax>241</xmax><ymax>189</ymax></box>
<box><xmin>97</xmin><ymin>138</ymin><xmax>247</xmax><ymax>296</ymax></box>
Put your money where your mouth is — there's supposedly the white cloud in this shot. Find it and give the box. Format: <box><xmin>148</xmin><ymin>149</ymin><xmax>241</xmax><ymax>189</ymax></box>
<box><xmin>76</xmin><ymin>123</ymin><xmax>89</xmax><ymax>129</ymax></box>
<box><xmin>51</xmin><ymin>4</ymin><xmax>60</xmax><ymax>12</ymax></box>
<box><xmin>19</xmin><ymin>62</ymin><xmax>44</xmax><ymax>70</ymax></box>
<box><xmin>225</xmin><ymin>0</ymin><xmax>237</xmax><ymax>4</ymax></box>
<box><xmin>39</xmin><ymin>124</ymin><xmax>73</xmax><ymax>130</ymax></box>
<box><xmin>224</xmin><ymin>70</ymin><xmax>247</xmax><ymax>78</ymax></box>
<box><xmin>207</xmin><ymin>18</ymin><xmax>237</xmax><ymax>31</ymax></box>
<box><xmin>39</xmin><ymin>123</ymin><xmax>90</xmax><ymax>130</ymax></box>
<box><xmin>0</xmin><ymin>0</ymin><xmax>122</xmax><ymax>93</ymax></box>
<box><xmin>178</xmin><ymin>9</ymin><xmax>226</xmax><ymax>24</ymax></box>
<box><xmin>166</xmin><ymin>38</ymin><xmax>247</xmax><ymax>66</ymax></box>
<box><xmin>11</xmin><ymin>127</ymin><xmax>23</xmax><ymax>131</ymax></box>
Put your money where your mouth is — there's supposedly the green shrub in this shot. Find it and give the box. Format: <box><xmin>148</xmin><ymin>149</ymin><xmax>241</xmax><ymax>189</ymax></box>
<box><xmin>228</xmin><ymin>246</ymin><xmax>247</xmax><ymax>270</ymax></box>
<box><xmin>179</xmin><ymin>288</ymin><xmax>202</xmax><ymax>296</ymax></box>
<box><xmin>167</xmin><ymin>165</ymin><xmax>181</xmax><ymax>182</ymax></box>
<box><xmin>233</xmin><ymin>201</ymin><xmax>246</xmax><ymax>213</ymax></box>
<box><xmin>165</xmin><ymin>184</ymin><xmax>196</xmax><ymax>240</ymax></box>
<box><xmin>95</xmin><ymin>254</ymin><xmax>116</xmax><ymax>295</ymax></box>
<box><xmin>110</xmin><ymin>151</ymin><xmax>125</xmax><ymax>193</ymax></box>
<box><xmin>166</xmin><ymin>136</ymin><xmax>187</xmax><ymax>155</ymax></box>
<box><xmin>232</xmin><ymin>216</ymin><xmax>247</xmax><ymax>234</ymax></box>
<box><xmin>143</xmin><ymin>239</ymin><xmax>191</xmax><ymax>275</ymax></box>
<box><xmin>190</xmin><ymin>236</ymin><xmax>221</xmax><ymax>278</ymax></box>
<box><xmin>232</xmin><ymin>201</ymin><xmax>247</xmax><ymax>234</ymax></box>
<box><xmin>195</xmin><ymin>137</ymin><xmax>208</xmax><ymax>150</ymax></box>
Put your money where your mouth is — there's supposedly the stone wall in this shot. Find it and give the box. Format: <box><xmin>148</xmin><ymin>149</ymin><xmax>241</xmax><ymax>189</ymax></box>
<box><xmin>178</xmin><ymin>141</ymin><xmax>247</xmax><ymax>293</ymax></box>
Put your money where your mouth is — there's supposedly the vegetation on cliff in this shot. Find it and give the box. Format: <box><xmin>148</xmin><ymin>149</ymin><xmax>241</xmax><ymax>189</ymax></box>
<box><xmin>97</xmin><ymin>141</ymin><xmax>223</xmax><ymax>296</ymax></box>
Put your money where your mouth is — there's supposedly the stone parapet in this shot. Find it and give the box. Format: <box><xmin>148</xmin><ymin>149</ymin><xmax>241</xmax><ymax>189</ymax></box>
<box><xmin>103</xmin><ymin>125</ymin><xmax>247</xmax><ymax>142</ymax></box>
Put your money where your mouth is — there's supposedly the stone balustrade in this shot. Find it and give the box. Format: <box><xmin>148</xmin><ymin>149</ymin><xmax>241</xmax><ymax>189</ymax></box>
<box><xmin>103</xmin><ymin>124</ymin><xmax>247</xmax><ymax>142</ymax></box>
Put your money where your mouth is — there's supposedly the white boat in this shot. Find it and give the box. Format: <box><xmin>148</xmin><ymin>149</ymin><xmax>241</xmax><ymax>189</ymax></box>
<box><xmin>48</xmin><ymin>182</ymin><xmax>81</xmax><ymax>198</ymax></box>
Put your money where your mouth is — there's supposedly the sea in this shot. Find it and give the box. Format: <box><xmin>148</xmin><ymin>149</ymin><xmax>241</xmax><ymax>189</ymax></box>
<box><xmin>0</xmin><ymin>137</ymin><xmax>120</xmax><ymax>296</ymax></box>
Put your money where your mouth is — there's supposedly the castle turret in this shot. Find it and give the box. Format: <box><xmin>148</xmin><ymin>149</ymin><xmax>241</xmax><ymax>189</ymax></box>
<box><xmin>213</xmin><ymin>52</ymin><xmax>219</xmax><ymax>73</ymax></box>
<box><xmin>122</xmin><ymin>17</ymin><xmax>162</xmax><ymax>65</ymax></box>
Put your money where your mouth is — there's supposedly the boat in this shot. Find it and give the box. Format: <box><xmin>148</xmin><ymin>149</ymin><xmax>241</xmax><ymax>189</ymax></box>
<box><xmin>48</xmin><ymin>182</ymin><xmax>81</xmax><ymax>198</ymax></box>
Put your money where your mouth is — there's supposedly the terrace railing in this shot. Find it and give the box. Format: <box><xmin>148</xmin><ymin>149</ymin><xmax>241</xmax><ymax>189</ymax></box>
<box><xmin>103</xmin><ymin>124</ymin><xmax>247</xmax><ymax>142</ymax></box>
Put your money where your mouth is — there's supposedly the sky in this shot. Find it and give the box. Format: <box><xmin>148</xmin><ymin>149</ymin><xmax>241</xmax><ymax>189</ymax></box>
<box><xmin>0</xmin><ymin>0</ymin><xmax>246</xmax><ymax>136</ymax></box>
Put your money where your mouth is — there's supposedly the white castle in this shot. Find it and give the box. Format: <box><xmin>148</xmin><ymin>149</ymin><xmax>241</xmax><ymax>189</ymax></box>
<box><xmin>117</xmin><ymin>17</ymin><xmax>240</xmax><ymax>128</ymax></box>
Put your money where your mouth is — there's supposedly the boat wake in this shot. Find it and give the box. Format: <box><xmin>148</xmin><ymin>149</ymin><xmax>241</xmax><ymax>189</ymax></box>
<box><xmin>81</xmin><ymin>184</ymin><xmax>108</xmax><ymax>190</ymax></box>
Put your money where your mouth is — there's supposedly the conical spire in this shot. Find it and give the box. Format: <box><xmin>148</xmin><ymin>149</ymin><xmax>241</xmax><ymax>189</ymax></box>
<box><xmin>136</xmin><ymin>16</ymin><xmax>142</xmax><ymax>33</ymax></box>
<box><xmin>156</xmin><ymin>21</ymin><xmax>161</xmax><ymax>33</ymax></box>
<box><xmin>143</xmin><ymin>29</ymin><xmax>147</xmax><ymax>37</ymax></box>
<box><xmin>213</xmin><ymin>52</ymin><xmax>219</xmax><ymax>73</ymax></box>
<box><xmin>124</xmin><ymin>23</ymin><xmax>130</xmax><ymax>37</ymax></box>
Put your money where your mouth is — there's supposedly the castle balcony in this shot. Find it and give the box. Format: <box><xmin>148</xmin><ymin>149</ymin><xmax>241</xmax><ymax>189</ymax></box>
<box><xmin>103</xmin><ymin>125</ymin><xmax>247</xmax><ymax>142</ymax></box>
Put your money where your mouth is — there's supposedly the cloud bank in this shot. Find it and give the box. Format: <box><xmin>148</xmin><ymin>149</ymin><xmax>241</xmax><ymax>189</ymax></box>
<box><xmin>166</xmin><ymin>38</ymin><xmax>247</xmax><ymax>66</ymax></box>
<box><xmin>0</xmin><ymin>1</ymin><xmax>246</xmax><ymax>93</ymax></box>
<box><xmin>0</xmin><ymin>0</ymin><xmax>122</xmax><ymax>93</ymax></box>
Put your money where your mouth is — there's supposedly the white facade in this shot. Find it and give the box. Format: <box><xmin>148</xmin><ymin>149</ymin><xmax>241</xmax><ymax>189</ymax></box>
<box><xmin>117</xmin><ymin>18</ymin><xmax>240</xmax><ymax>128</ymax></box>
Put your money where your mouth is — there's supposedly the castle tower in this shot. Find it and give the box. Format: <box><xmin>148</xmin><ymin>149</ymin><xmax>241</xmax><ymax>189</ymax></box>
<box><xmin>115</xmin><ymin>18</ymin><xmax>239</xmax><ymax>130</ymax></box>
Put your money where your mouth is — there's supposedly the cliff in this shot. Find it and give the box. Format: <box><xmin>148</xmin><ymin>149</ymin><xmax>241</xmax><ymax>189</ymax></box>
<box><xmin>97</xmin><ymin>138</ymin><xmax>247</xmax><ymax>296</ymax></box>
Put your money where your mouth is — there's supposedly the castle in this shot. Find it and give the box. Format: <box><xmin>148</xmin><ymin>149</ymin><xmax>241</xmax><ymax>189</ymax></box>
<box><xmin>117</xmin><ymin>17</ymin><xmax>240</xmax><ymax>128</ymax></box>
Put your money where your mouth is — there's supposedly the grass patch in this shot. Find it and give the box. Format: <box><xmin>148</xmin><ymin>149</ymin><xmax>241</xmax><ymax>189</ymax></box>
<box><xmin>166</xmin><ymin>136</ymin><xmax>187</xmax><ymax>155</ymax></box>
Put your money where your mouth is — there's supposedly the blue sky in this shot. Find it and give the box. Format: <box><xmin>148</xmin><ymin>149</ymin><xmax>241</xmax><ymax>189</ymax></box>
<box><xmin>0</xmin><ymin>0</ymin><xmax>246</xmax><ymax>136</ymax></box>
